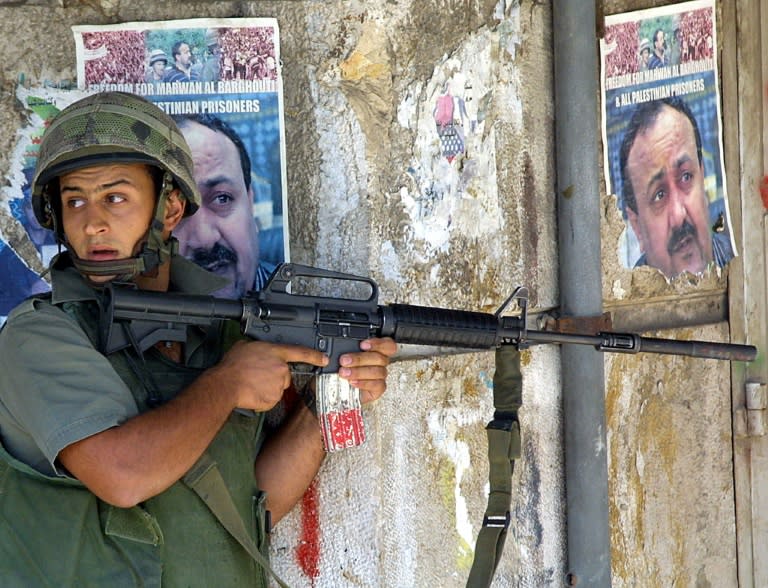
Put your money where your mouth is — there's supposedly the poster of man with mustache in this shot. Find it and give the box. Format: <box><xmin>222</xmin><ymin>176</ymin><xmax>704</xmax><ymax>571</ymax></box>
<box><xmin>600</xmin><ymin>0</ymin><xmax>734</xmax><ymax>281</ymax></box>
<box><xmin>74</xmin><ymin>18</ymin><xmax>288</xmax><ymax>298</ymax></box>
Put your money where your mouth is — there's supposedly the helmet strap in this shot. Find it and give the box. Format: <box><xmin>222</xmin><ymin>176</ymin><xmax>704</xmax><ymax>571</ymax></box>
<box><xmin>143</xmin><ymin>171</ymin><xmax>177</xmax><ymax>273</ymax></box>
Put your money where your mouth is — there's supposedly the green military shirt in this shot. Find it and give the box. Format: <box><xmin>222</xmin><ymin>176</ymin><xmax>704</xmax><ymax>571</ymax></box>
<box><xmin>0</xmin><ymin>252</ymin><xmax>270</xmax><ymax>587</ymax></box>
<box><xmin>0</xmin><ymin>253</ymin><xmax>228</xmax><ymax>474</ymax></box>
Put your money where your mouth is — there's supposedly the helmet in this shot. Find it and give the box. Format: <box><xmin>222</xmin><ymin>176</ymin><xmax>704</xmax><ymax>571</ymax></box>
<box><xmin>149</xmin><ymin>48</ymin><xmax>168</xmax><ymax>66</ymax></box>
<box><xmin>31</xmin><ymin>91</ymin><xmax>201</xmax><ymax>279</ymax></box>
<box><xmin>32</xmin><ymin>90</ymin><xmax>199</xmax><ymax>230</ymax></box>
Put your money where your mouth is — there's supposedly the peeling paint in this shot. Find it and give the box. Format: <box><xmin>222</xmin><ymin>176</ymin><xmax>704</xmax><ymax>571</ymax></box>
<box><xmin>396</xmin><ymin>82</ymin><xmax>423</xmax><ymax>130</ymax></box>
<box><xmin>497</xmin><ymin>2</ymin><xmax>522</xmax><ymax>60</ymax></box>
<box><xmin>427</xmin><ymin>404</ymin><xmax>488</xmax><ymax>566</ymax></box>
<box><xmin>396</xmin><ymin>30</ymin><xmax>509</xmax><ymax>259</ymax></box>
<box><xmin>340</xmin><ymin>49</ymin><xmax>389</xmax><ymax>82</ymax></box>
<box><xmin>378</xmin><ymin>240</ymin><xmax>402</xmax><ymax>283</ymax></box>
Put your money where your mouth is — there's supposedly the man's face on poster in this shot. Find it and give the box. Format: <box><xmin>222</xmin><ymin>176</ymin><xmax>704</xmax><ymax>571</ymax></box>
<box><xmin>175</xmin><ymin>121</ymin><xmax>259</xmax><ymax>298</ymax></box>
<box><xmin>625</xmin><ymin>104</ymin><xmax>714</xmax><ymax>278</ymax></box>
<box><xmin>176</xmin><ymin>43</ymin><xmax>192</xmax><ymax>67</ymax></box>
<box><xmin>152</xmin><ymin>60</ymin><xmax>166</xmax><ymax>77</ymax></box>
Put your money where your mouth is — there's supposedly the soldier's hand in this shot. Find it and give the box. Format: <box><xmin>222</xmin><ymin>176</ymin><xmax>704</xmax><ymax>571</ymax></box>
<box><xmin>337</xmin><ymin>337</ymin><xmax>398</xmax><ymax>404</ymax></box>
<box><xmin>214</xmin><ymin>340</ymin><xmax>328</xmax><ymax>411</ymax></box>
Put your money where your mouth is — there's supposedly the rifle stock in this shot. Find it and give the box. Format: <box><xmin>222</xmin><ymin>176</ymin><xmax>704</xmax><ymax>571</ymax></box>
<box><xmin>103</xmin><ymin>263</ymin><xmax>757</xmax><ymax>364</ymax></box>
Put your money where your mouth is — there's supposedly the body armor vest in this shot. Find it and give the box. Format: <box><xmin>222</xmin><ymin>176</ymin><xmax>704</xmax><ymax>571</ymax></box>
<box><xmin>0</xmin><ymin>296</ymin><xmax>269</xmax><ymax>587</ymax></box>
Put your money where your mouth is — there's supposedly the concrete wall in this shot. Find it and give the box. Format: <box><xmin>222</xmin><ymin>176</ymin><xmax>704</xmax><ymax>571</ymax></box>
<box><xmin>600</xmin><ymin>2</ymin><xmax>740</xmax><ymax>586</ymax></box>
<box><xmin>0</xmin><ymin>1</ymin><xmax>744</xmax><ymax>587</ymax></box>
<box><xmin>602</xmin><ymin>173</ymin><xmax>737</xmax><ymax>586</ymax></box>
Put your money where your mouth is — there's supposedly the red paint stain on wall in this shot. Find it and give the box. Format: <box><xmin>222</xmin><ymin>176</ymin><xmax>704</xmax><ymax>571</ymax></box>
<box><xmin>760</xmin><ymin>176</ymin><xmax>768</xmax><ymax>210</ymax></box>
<box><xmin>296</xmin><ymin>479</ymin><xmax>321</xmax><ymax>583</ymax></box>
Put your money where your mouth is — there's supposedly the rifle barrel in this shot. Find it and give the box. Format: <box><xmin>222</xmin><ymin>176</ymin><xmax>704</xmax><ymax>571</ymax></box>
<box><xmin>631</xmin><ymin>335</ymin><xmax>757</xmax><ymax>362</ymax></box>
<box><xmin>524</xmin><ymin>329</ymin><xmax>756</xmax><ymax>362</ymax></box>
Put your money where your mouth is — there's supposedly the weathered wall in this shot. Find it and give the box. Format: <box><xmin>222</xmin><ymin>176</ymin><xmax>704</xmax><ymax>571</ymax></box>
<box><xmin>0</xmin><ymin>1</ymin><xmax>562</xmax><ymax>586</ymax></box>
<box><xmin>605</xmin><ymin>324</ymin><xmax>737</xmax><ymax>587</ymax></box>
<box><xmin>599</xmin><ymin>2</ymin><xmax>739</xmax><ymax>587</ymax></box>
<box><xmin>0</xmin><ymin>0</ymin><xmax>745</xmax><ymax>586</ymax></box>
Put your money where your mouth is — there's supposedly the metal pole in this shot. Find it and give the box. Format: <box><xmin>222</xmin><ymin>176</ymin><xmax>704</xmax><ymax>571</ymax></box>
<box><xmin>552</xmin><ymin>1</ymin><xmax>611</xmax><ymax>586</ymax></box>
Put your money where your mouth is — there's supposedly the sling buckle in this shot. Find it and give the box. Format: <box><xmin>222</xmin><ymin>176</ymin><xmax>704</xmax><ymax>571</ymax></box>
<box><xmin>482</xmin><ymin>511</ymin><xmax>511</xmax><ymax>529</ymax></box>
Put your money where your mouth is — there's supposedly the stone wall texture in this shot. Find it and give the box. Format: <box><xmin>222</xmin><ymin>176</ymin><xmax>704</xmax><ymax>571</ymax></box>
<box><xmin>0</xmin><ymin>1</ymin><xmax>742</xmax><ymax>587</ymax></box>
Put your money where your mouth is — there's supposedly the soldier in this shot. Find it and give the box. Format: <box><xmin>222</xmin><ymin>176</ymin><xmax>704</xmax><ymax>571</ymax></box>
<box><xmin>200</xmin><ymin>29</ymin><xmax>222</xmax><ymax>82</ymax></box>
<box><xmin>0</xmin><ymin>91</ymin><xmax>396</xmax><ymax>586</ymax></box>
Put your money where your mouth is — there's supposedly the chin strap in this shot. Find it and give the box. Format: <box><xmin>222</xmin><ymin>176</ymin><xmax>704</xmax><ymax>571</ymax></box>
<box><xmin>69</xmin><ymin>239</ymin><xmax>177</xmax><ymax>282</ymax></box>
<box><xmin>67</xmin><ymin>171</ymin><xmax>178</xmax><ymax>281</ymax></box>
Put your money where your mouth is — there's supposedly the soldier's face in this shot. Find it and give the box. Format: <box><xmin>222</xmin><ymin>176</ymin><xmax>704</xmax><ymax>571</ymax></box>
<box><xmin>60</xmin><ymin>163</ymin><xmax>156</xmax><ymax>283</ymax></box>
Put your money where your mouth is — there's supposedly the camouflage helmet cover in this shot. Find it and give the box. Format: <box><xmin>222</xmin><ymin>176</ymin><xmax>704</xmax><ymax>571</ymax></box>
<box><xmin>31</xmin><ymin>91</ymin><xmax>200</xmax><ymax>231</ymax></box>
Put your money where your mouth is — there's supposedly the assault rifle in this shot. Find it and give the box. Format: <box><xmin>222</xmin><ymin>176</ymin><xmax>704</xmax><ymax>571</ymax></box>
<box><xmin>102</xmin><ymin>262</ymin><xmax>757</xmax><ymax>363</ymax></box>
<box><xmin>101</xmin><ymin>262</ymin><xmax>757</xmax><ymax>587</ymax></box>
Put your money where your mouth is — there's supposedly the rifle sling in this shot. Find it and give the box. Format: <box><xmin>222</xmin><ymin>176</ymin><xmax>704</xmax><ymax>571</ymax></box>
<box><xmin>182</xmin><ymin>452</ymin><xmax>292</xmax><ymax>588</ymax></box>
<box><xmin>183</xmin><ymin>415</ymin><xmax>518</xmax><ymax>588</ymax></box>
<box><xmin>465</xmin><ymin>393</ymin><xmax>521</xmax><ymax>587</ymax></box>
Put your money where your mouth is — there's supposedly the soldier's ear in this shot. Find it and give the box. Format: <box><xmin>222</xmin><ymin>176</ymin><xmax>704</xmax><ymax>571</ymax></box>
<box><xmin>163</xmin><ymin>189</ymin><xmax>186</xmax><ymax>234</ymax></box>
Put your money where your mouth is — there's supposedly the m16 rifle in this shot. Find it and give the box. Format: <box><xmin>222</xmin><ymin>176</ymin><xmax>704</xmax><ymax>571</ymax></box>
<box><xmin>101</xmin><ymin>262</ymin><xmax>757</xmax><ymax>586</ymax></box>
<box><xmin>103</xmin><ymin>262</ymin><xmax>757</xmax><ymax>363</ymax></box>
<box><xmin>102</xmin><ymin>262</ymin><xmax>756</xmax><ymax>451</ymax></box>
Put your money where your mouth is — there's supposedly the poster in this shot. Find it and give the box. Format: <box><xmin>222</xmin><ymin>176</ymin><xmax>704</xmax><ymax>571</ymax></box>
<box><xmin>600</xmin><ymin>0</ymin><xmax>734</xmax><ymax>281</ymax></box>
<box><xmin>73</xmin><ymin>18</ymin><xmax>289</xmax><ymax>299</ymax></box>
<box><xmin>0</xmin><ymin>18</ymin><xmax>289</xmax><ymax>322</ymax></box>
<box><xmin>0</xmin><ymin>86</ymin><xmax>87</xmax><ymax>321</ymax></box>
